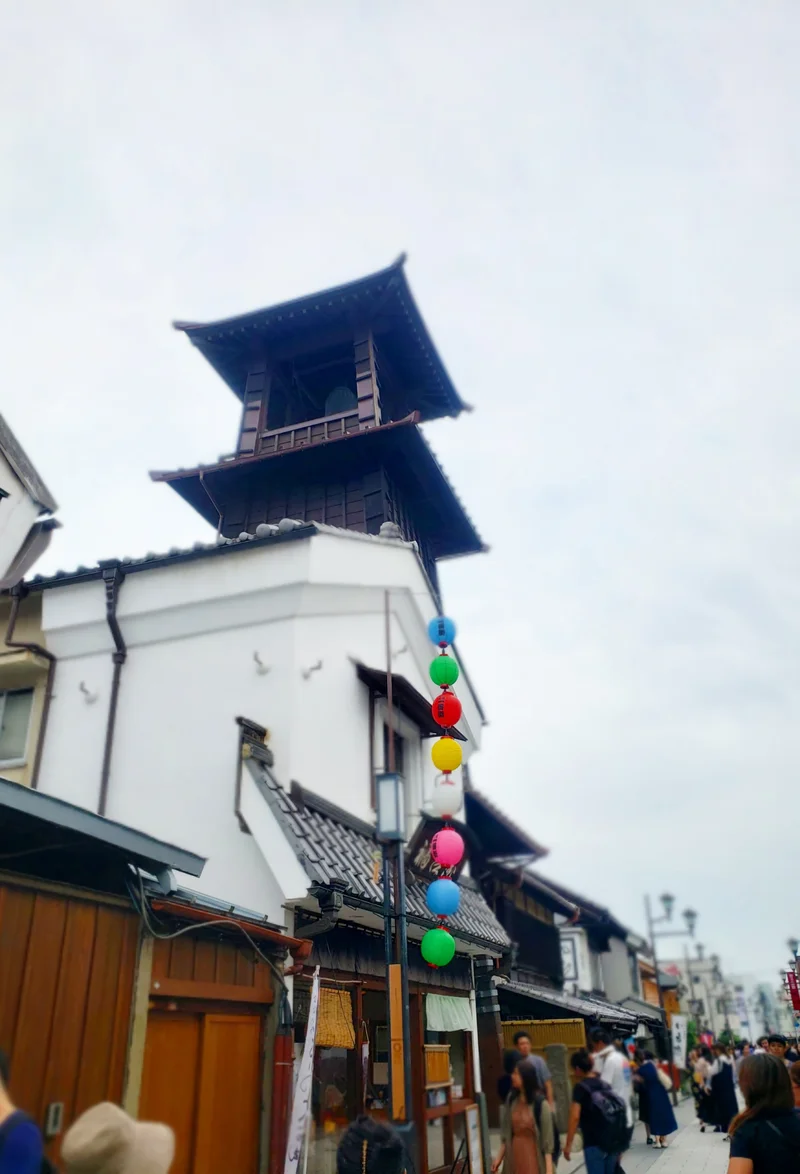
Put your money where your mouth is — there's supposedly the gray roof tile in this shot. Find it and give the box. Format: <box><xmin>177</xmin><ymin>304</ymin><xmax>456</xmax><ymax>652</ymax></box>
<box><xmin>246</xmin><ymin>759</ymin><xmax>509</xmax><ymax>951</ymax></box>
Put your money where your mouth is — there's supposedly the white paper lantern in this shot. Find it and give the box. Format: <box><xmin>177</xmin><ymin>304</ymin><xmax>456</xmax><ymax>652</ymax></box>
<box><xmin>429</xmin><ymin>773</ymin><xmax>464</xmax><ymax>819</ymax></box>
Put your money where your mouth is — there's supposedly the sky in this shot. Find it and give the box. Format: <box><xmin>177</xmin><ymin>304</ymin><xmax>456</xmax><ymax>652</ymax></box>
<box><xmin>2</xmin><ymin>3</ymin><xmax>799</xmax><ymax>993</ymax></box>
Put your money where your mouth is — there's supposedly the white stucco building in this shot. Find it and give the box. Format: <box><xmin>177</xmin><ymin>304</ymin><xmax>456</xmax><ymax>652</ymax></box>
<box><xmin>0</xmin><ymin>413</ymin><xmax>58</xmax><ymax>590</ymax></box>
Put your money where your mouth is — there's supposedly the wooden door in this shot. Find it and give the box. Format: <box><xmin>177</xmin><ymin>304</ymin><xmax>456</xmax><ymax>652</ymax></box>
<box><xmin>195</xmin><ymin>1016</ymin><xmax>262</xmax><ymax>1174</ymax></box>
<box><xmin>139</xmin><ymin>1013</ymin><xmax>202</xmax><ymax>1174</ymax></box>
<box><xmin>140</xmin><ymin>1010</ymin><xmax>261</xmax><ymax>1174</ymax></box>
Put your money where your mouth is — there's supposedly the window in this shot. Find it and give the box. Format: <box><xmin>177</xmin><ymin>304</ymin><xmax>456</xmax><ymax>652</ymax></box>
<box><xmin>382</xmin><ymin>723</ymin><xmax>405</xmax><ymax>776</ymax></box>
<box><xmin>629</xmin><ymin>950</ymin><xmax>640</xmax><ymax>994</ymax></box>
<box><xmin>0</xmin><ymin>688</ymin><xmax>34</xmax><ymax>764</ymax></box>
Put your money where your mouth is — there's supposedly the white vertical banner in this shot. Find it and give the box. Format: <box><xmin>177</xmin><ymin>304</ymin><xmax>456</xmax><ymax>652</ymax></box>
<box><xmin>736</xmin><ymin>994</ymin><xmax>750</xmax><ymax>1028</ymax></box>
<box><xmin>284</xmin><ymin>966</ymin><xmax>321</xmax><ymax>1174</ymax></box>
<box><xmin>671</xmin><ymin>1014</ymin><xmax>687</xmax><ymax>1069</ymax></box>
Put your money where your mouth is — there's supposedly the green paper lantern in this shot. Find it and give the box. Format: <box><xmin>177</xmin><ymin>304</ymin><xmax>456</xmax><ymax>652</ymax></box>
<box><xmin>421</xmin><ymin>926</ymin><xmax>456</xmax><ymax>968</ymax></box>
<box><xmin>430</xmin><ymin>655</ymin><xmax>459</xmax><ymax>688</ymax></box>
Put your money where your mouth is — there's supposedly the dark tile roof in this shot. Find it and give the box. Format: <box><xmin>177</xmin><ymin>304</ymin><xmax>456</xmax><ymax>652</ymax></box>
<box><xmin>22</xmin><ymin>519</ymin><xmax>414</xmax><ymax>591</ymax></box>
<box><xmin>503</xmin><ymin>978</ymin><xmax>638</xmax><ymax>1028</ymax></box>
<box><xmin>172</xmin><ymin>256</ymin><xmax>467</xmax><ymax>420</ymax></box>
<box><xmin>464</xmin><ymin>789</ymin><xmax>549</xmax><ymax>862</ymax></box>
<box><xmin>245</xmin><ymin>758</ymin><xmax>510</xmax><ymax>952</ymax></box>
<box><xmin>526</xmin><ymin>870</ymin><xmax>636</xmax><ymax>941</ymax></box>
<box><xmin>0</xmin><ymin>413</ymin><xmax>58</xmax><ymax>513</ymax></box>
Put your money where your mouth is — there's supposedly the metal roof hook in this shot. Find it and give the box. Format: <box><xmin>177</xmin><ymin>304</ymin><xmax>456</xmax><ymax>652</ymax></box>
<box><xmin>79</xmin><ymin>681</ymin><xmax>98</xmax><ymax>705</ymax></box>
<box><xmin>302</xmin><ymin>660</ymin><xmax>323</xmax><ymax>680</ymax></box>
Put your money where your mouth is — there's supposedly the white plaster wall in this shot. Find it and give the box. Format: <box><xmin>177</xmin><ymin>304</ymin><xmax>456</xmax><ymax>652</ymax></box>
<box><xmin>602</xmin><ymin>936</ymin><xmax>636</xmax><ymax>1003</ymax></box>
<box><xmin>35</xmin><ymin>531</ymin><xmax>481</xmax><ymax>919</ymax></box>
<box><xmin>0</xmin><ymin>451</ymin><xmax>43</xmax><ymax>585</ymax></box>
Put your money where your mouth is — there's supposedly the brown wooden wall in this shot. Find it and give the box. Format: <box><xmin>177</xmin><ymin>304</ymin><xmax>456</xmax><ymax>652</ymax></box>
<box><xmin>0</xmin><ymin>880</ymin><xmax>139</xmax><ymax>1162</ymax></box>
<box><xmin>150</xmin><ymin>935</ymin><xmax>274</xmax><ymax>1005</ymax></box>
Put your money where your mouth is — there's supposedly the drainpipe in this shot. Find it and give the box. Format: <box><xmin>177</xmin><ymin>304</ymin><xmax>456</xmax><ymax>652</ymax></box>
<box><xmin>98</xmin><ymin>564</ymin><xmax>126</xmax><ymax>816</ymax></box>
<box><xmin>5</xmin><ymin>583</ymin><xmax>56</xmax><ymax>790</ymax></box>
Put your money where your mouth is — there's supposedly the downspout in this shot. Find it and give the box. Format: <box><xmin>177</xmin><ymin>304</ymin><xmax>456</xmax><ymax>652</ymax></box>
<box><xmin>5</xmin><ymin>583</ymin><xmax>56</xmax><ymax>790</ymax></box>
<box><xmin>98</xmin><ymin>564</ymin><xmax>126</xmax><ymax>816</ymax></box>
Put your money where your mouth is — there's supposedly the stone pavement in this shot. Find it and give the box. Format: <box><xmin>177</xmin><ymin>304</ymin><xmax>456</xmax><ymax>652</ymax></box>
<box><xmin>567</xmin><ymin>1098</ymin><xmax>730</xmax><ymax>1174</ymax></box>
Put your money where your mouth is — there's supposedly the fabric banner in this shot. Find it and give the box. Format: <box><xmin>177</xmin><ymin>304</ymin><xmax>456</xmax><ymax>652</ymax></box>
<box><xmin>736</xmin><ymin>993</ymin><xmax>750</xmax><ymax>1027</ymax></box>
<box><xmin>787</xmin><ymin>970</ymin><xmax>800</xmax><ymax>1012</ymax></box>
<box><xmin>426</xmin><ymin>993</ymin><xmax>473</xmax><ymax>1032</ymax></box>
<box><xmin>671</xmin><ymin>1014</ymin><xmax>687</xmax><ymax>1069</ymax></box>
<box><xmin>284</xmin><ymin>967</ymin><xmax>320</xmax><ymax>1174</ymax></box>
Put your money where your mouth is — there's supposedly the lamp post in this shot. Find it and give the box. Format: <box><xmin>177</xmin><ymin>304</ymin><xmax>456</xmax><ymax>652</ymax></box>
<box><xmin>644</xmin><ymin>894</ymin><xmax>697</xmax><ymax>1106</ymax></box>
<box><xmin>375</xmin><ymin>590</ymin><xmax>413</xmax><ymax>1149</ymax></box>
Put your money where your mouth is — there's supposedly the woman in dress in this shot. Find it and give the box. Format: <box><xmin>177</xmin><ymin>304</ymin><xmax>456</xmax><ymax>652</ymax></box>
<box><xmin>709</xmin><ymin>1043</ymin><xmax>739</xmax><ymax>1138</ymax></box>
<box><xmin>633</xmin><ymin>1051</ymin><xmax>677</xmax><ymax>1149</ymax></box>
<box><xmin>492</xmin><ymin>1057</ymin><xmax>555</xmax><ymax>1174</ymax></box>
<box><xmin>632</xmin><ymin>1049</ymin><xmax>652</xmax><ymax>1145</ymax></box>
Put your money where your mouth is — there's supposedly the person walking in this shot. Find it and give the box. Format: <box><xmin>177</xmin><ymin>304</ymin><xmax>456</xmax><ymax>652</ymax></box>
<box><xmin>768</xmin><ymin>1035</ymin><xmax>792</xmax><ymax>1069</ymax></box>
<box><xmin>736</xmin><ymin>1043</ymin><xmax>753</xmax><ymax>1081</ymax></box>
<box><xmin>709</xmin><ymin>1042</ymin><xmax>739</xmax><ymax>1138</ymax></box>
<box><xmin>632</xmin><ymin>1051</ymin><xmax>677</xmax><ymax>1149</ymax></box>
<box><xmin>564</xmin><ymin>1050</ymin><xmax>627</xmax><ymax>1174</ymax></box>
<box><xmin>513</xmin><ymin>1032</ymin><xmax>555</xmax><ymax>1109</ymax></box>
<box><xmin>61</xmin><ymin>1103</ymin><xmax>174</xmax><ymax>1174</ymax></box>
<box><xmin>590</xmin><ymin>1029</ymin><xmax>633</xmax><ymax>1171</ymax></box>
<box><xmin>0</xmin><ymin>1049</ymin><xmax>44</xmax><ymax>1174</ymax></box>
<box><xmin>492</xmin><ymin>1057</ymin><xmax>556</xmax><ymax>1174</ymax></box>
<box><xmin>695</xmin><ymin>1045</ymin><xmax>715</xmax><ymax>1132</ymax></box>
<box><xmin>336</xmin><ymin>1116</ymin><xmax>405</xmax><ymax>1174</ymax></box>
<box><xmin>727</xmin><ymin>1053</ymin><xmax>800</xmax><ymax>1173</ymax></box>
<box><xmin>631</xmin><ymin>1050</ymin><xmax>652</xmax><ymax>1144</ymax></box>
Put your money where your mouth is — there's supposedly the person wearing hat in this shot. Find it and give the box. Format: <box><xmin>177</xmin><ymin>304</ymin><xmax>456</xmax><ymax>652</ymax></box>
<box><xmin>61</xmin><ymin>1103</ymin><xmax>174</xmax><ymax>1174</ymax></box>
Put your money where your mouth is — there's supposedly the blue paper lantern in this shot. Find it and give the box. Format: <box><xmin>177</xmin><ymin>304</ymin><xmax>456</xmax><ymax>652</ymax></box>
<box><xmin>426</xmin><ymin>877</ymin><xmax>461</xmax><ymax>917</ymax></box>
<box><xmin>428</xmin><ymin>616</ymin><xmax>457</xmax><ymax>648</ymax></box>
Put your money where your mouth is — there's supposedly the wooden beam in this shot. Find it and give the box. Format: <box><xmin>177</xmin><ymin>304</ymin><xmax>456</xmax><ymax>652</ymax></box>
<box><xmin>389</xmin><ymin>963</ymin><xmax>406</xmax><ymax>1120</ymax></box>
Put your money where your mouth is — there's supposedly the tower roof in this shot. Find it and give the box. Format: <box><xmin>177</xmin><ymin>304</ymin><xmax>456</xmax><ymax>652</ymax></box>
<box><xmin>172</xmin><ymin>256</ymin><xmax>467</xmax><ymax>421</ymax></box>
<box><xmin>150</xmin><ymin>414</ymin><xmax>485</xmax><ymax>561</ymax></box>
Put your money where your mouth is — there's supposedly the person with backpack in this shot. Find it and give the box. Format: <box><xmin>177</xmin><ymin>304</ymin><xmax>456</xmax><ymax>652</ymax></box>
<box><xmin>589</xmin><ymin>1028</ymin><xmax>633</xmax><ymax>1169</ymax></box>
<box><xmin>0</xmin><ymin>1049</ymin><xmax>44</xmax><ymax>1174</ymax></box>
<box><xmin>492</xmin><ymin>1056</ymin><xmax>556</xmax><ymax>1174</ymax></box>
<box><xmin>563</xmin><ymin>1050</ymin><xmax>627</xmax><ymax>1174</ymax></box>
<box><xmin>728</xmin><ymin>1052</ymin><xmax>800</xmax><ymax>1173</ymax></box>
<box><xmin>632</xmin><ymin>1050</ymin><xmax>677</xmax><ymax>1149</ymax></box>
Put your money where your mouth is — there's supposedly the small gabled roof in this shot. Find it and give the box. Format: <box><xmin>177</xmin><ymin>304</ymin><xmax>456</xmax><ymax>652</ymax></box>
<box><xmin>0</xmin><ymin>776</ymin><xmax>204</xmax><ymax>890</ymax></box>
<box><xmin>464</xmin><ymin>789</ymin><xmax>549</xmax><ymax>863</ymax></box>
<box><xmin>528</xmin><ymin>871</ymin><xmax>635</xmax><ymax>941</ymax></box>
<box><xmin>245</xmin><ymin>757</ymin><xmax>510</xmax><ymax>953</ymax></box>
<box><xmin>502</xmin><ymin>978</ymin><xmax>638</xmax><ymax>1029</ymax></box>
<box><xmin>173</xmin><ymin>257</ymin><xmax>467</xmax><ymax>421</ymax></box>
<box><xmin>0</xmin><ymin>413</ymin><xmax>57</xmax><ymax>514</ymax></box>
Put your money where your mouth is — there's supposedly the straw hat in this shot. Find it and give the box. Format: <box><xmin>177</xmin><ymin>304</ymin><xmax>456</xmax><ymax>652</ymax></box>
<box><xmin>62</xmin><ymin>1103</ymin><xmax>174</xmax><ymax>1174</ymax></box>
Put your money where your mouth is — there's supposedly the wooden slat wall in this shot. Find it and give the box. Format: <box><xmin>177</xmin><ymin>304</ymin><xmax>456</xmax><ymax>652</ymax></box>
<box><xmin>151</xmin><ymin>937</ymin><xmax>273</xmax><ymax>1004</ymax></box>
<box><xmin>0</xmin><ymin>882</ymin><xmax>139</xmax><ymax>1163</ymax></box>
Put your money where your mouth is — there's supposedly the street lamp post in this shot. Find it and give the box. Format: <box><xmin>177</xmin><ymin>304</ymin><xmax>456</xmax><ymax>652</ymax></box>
<box><xmin>644</xmin><ymin>894</ymin><xmax>697</xmax><ymax>1107</ymax></box>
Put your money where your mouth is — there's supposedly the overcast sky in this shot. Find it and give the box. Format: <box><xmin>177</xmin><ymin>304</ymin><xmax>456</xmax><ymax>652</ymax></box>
<box><xmin>3</xmin><ymin>3</ymin><xmax>798</xmax><ymax>995</ymax></box>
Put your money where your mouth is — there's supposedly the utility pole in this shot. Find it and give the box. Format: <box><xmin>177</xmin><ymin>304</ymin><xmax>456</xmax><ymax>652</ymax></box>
<box><xmin>644</xmin><ymin>893</ymin><xmax>698</xmax><ymax>1108</ymax></box>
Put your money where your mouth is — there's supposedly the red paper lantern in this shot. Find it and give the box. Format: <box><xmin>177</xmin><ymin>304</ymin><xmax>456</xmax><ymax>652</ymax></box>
<box><xmin>431</xmin><ymin>690</ymin><xmax>462</xmax><ymax>728</ymax></box>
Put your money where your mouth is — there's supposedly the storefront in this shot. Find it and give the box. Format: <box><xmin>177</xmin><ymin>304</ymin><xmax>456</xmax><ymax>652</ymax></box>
<box><xmin>291</xmin><ymin>921</ymin><xmax>501</xmax><ymax>1174</ymax></box>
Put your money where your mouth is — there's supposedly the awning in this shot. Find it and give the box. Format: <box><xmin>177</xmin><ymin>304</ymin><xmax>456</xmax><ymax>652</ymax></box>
<box><xmin>502</xmin><ymin>979</ymin><xmax>638</xmax><ymax>1028</ymax></box>
<box><xmin>619</xmin><ymin>996</ymin><xmax>664</xmax><ymax>1025</ymax></box>
<box><xmin>354</xmin><ymin>662</ymin><xmax>467</xmax><ymax>740</ymax></box>
<box><xmin>427</xmin><ymin>994</ymin><xmax>473</xmax><ymax>1033</ymax></box>
<box><xmin>0</xmin><ymin>776</ymin><xmax>205</xmax><ymax>884</ymax></box>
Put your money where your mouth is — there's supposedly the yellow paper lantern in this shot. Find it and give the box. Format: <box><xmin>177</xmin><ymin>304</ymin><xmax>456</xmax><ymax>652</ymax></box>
<box><xmin>431</xmin><ymin>736</ymin><xmax>462</xmax><ymax>773</ymax></box>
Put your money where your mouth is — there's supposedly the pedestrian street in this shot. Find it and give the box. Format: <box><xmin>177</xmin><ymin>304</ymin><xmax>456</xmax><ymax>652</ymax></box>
<box><xmin>570</xmin><ymin>1098</ymin><xmax>731</xmax><ymax>1174</ymax></box>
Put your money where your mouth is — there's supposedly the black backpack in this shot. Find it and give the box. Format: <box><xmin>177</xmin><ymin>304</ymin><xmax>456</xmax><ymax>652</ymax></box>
<box><xmin>0</xmin><ymin>1110</ymin><xmax>58</xmax><ymax>1173</ymax></box>
<box><xmin>582</xmin><ymin>1079</ymin><xmax>629</xmax><ymax>1154</ymax></box>
<box><xmin>533</xmin><ymin>1095</ymin><xmax>561</xmax><ymax>1164</ymax></box>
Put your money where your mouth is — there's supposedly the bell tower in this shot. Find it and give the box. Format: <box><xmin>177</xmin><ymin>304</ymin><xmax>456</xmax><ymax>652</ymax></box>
<box><xmin>151</xmin><ymin>258</ymin><xmax>484</xmax><ymax>585</ymax></box>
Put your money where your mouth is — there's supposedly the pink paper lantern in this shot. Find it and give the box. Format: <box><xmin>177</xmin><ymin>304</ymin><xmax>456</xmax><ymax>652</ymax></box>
<box><xmin>431</xmin><ymin>828</ymin><xmax>464</xmax><ymax>869</ymax></box>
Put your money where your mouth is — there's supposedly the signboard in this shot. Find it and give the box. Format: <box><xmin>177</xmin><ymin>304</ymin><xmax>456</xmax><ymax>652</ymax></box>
<box><xmin>465</xmin><ymin>1104</ymin><xmax>484</xmax><ymax>1174</ymax></box>
<box><xmin>406</xmin><ymin>816</ymin><xmax>467</xmax><ymax>882</ymax></box>
<box><xmin>787</xmin><ymin>970</ymin><xmax>800</xmax><ymax>1012</ymax></box>
<box><xmin>736</xmin><ymin>993</ymin><xmax>750</xmax><ymax>1027</ymax></box>
<box><xmin>284</xmin><ymin>967</ymin><xmax>320</xmax><ymax>1174</ymax></box>
<box><xmin>561</xmin><ymin>938</ymin><xmax>578</xmax><ymax>982</ymax></box>
<box><xmin>671</xmin><ymin>1014</ymin><xmax>687</xmax><ymax>1069</ymax></box>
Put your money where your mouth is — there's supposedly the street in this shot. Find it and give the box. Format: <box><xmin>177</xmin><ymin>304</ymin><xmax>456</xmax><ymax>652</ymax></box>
<box><xmin>569</xmin><ymin>1099</ymin><xmax>730</xmax><ymax>1174</ymax></box>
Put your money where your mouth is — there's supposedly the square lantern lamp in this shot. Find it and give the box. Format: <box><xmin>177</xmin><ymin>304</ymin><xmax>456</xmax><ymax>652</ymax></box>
<box><xmin>376</xmin><ymin>772</ymin><xmax>406</xmax><ymax>842</ymax></box>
